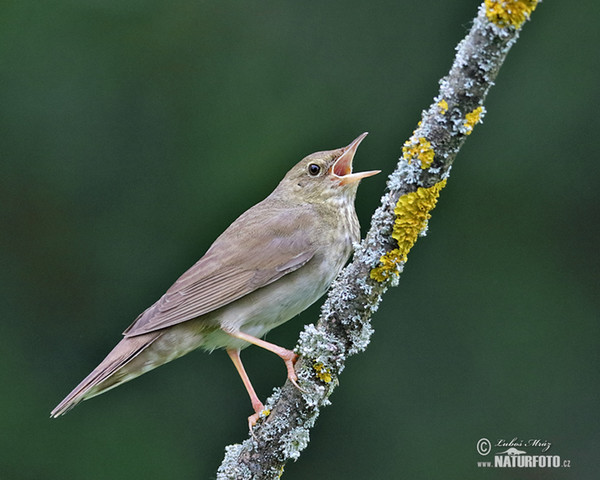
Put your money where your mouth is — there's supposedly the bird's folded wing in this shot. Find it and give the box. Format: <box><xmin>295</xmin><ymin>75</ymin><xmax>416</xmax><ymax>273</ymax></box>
<box><xmin>123</xmin><ymin>205</ymin><xmax>317</xmax><ymax>337</ymax></box>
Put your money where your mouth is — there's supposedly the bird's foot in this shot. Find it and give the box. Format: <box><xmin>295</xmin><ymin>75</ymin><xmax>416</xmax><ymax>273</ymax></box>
<box><xmin>280</xmin><ymin>350</ymin><xmax>308</xmax><ymax>393</ymax></box>
<box><xmin>248</xmin><ymin>401</ymin><xmax>270</xmax><ymax>436</ymax></box>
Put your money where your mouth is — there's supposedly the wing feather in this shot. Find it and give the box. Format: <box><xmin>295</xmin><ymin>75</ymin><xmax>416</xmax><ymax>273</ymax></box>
<box><xmin>123</xmin><ymin>203</ymin><xmax>317</xmax><ymax>337</ymax></box>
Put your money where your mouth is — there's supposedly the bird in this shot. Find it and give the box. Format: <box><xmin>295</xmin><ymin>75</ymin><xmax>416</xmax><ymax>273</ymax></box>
<box><xmin>51</xmin><ymin>133</ymin><xmax>379</xmax><ymax>426</ymax></box>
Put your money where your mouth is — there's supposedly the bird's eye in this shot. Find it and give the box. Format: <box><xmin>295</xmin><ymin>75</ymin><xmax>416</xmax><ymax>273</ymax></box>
<box><xmin>308</xmin><ymin>163</ymin><xmax>321</xmax><ymax>176</ymax></box>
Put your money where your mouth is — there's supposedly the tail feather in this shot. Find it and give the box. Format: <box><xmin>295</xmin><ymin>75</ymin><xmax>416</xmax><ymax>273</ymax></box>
<box><xmin>50</xmin><ymin>332</ymin><xmax>162</xmax><ymax>418</ymax></box>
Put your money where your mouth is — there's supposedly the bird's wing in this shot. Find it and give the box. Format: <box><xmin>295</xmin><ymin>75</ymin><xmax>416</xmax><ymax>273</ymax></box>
<box><xmin>123</xmin><ymin>204</ymin><xmax>317</xmax><ymax>337</ymax></box>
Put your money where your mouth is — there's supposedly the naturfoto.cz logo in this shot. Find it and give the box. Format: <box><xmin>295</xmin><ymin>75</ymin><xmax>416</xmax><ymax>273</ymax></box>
<box><xmin>476</xmin><ymin>437</ymin><xmax>571</xmax><ymax>469</ymax></box>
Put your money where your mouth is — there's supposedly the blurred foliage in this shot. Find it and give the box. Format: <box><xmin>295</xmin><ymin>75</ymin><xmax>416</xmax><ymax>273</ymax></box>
<box><xmin>1</xmin><ymin>1</ymin><xmax>598</xmax><ymax>479</ymax></box>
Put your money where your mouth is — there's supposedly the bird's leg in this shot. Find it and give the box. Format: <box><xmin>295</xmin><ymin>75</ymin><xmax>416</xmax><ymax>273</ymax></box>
<box><xmin>226</xmin><ymin>349</ymin><xmax>265</xmax><ymax>429</ymax></box>
<box><xmin>226</xmin><ymin>331</ymin><xmax>300</xmax><ymax>389</ymax></box>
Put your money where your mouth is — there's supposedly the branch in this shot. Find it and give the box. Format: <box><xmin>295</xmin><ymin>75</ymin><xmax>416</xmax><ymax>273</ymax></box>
<box><xmin>217</xmin><ymin>2</ymin><xmax>539</xmax><ymax>478</ymax></box>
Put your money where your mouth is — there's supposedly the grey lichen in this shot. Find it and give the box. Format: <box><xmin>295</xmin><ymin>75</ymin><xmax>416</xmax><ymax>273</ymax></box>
<box><xmin>296</xmin><ymin>323</ymin><xmax>345</xmax><ymax>370</ymax></box>
<box><xmin>279</xmin><ymin>427</ymin><xmax>310</xmax><ymax>461</ymax></box>
<box><xmin>217</xmin><ymin>444</ymin><xmax>253</xmax><ymax>480</ymax></box>
<box><xmin>216</xmin><ymin>2</ymin><xmax>537</xmax><ymax>478</ymax></box>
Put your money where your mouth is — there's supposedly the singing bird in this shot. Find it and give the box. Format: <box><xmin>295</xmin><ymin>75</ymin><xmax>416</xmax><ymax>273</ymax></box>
<box><xmin>51</xmin><ymin>133</ymin><xmax>379</xmax><ymax>425</ymax></box>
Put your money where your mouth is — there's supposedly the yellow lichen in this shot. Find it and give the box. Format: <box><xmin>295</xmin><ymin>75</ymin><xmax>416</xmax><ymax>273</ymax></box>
<box><xmin>313</xmin><ymin>362</ymin><xmax>332</xmax><ymax>383</ymax></box>
<box><xmin>438</xmin><ymin>99</ymin><xmax>448</xmax><ymax>115</ymax></box>
<box><xmin>463</xmin><ymin>106</ymin><xmax>483</xmax><ymax>135</ymax></box>
<box><xmin>403</xmin><ymin>136</ymin><xmax>435</xmax><ymax>169</ymax></box>
<box><xmin>371</xmin><ymin>179</ymin><xmax>448</xmax><ymax>282</ymax></box>
<box><xmin>485</xmin><ymin>0</ymin><xmax>538</xmax><ymax>28</ymax></box>
<box><xmin>370</xmin><ymin>249</ymin><xmax>405</xmax><ymax>282</ymax></box>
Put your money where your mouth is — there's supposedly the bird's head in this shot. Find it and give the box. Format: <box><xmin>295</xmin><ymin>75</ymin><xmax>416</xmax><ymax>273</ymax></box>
<box><xmin>277</xmin><ymin>132</ymin><xmax>380</xmax><ymax>204</ymax></box>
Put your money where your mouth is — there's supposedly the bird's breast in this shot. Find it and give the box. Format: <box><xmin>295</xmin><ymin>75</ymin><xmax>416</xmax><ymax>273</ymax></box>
<box><xmin>195</xmin><ymin>200</ymin><xmax>360</xmax><ymax>351</ymax></box>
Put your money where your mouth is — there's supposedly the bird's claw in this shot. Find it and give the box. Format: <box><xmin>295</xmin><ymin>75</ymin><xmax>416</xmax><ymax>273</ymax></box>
<box><xmin>284</xmin><ymin>354</ymin><xmax>308</xmax><ymax>393</ymax></box>
<box><xmin>248</xmin><ymin>412</ymin><xmax>260</xmax><ymax>434</ymax></box>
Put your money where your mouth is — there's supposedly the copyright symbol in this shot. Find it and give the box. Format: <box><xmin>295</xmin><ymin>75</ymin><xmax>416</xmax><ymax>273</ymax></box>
<box><xmin>477</xmin><ymin>438</ymin><xmax>491</xmax><ymax>456</ymax></box>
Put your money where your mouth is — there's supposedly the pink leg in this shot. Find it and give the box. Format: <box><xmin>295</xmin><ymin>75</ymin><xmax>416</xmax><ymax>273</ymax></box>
<box><xmin>227</xmin><ymin>349</ymin><xmax>264</xmax><ymax>428</ymax></box>
<box><xmin>226</xmin><ymin>330</ymin><xmax>300</xmax><ymax>387</ymax></box>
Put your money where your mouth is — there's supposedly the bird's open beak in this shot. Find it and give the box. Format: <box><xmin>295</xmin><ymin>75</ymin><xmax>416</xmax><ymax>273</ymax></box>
<box><xmin>331</xmin><ymin>132</ymin><xmax>381</xmax><ymax>185</ymax></box>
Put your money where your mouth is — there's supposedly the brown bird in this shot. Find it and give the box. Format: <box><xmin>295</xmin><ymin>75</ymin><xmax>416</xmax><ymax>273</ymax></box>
<box><xmin>51</xmin><ymin>133</ymin><xmax>379</xmax><ymax>426</ymax></box>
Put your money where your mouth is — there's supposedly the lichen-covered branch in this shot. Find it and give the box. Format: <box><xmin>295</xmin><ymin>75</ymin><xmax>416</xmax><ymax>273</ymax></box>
<box><xmin>217</xmin><ymin>2</ymin><xmax>539</xmax><ymax>478</ymax></box>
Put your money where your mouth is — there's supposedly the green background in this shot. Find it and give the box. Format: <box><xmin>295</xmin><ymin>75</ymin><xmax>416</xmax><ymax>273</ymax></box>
<box><xmin>2</xmin><ymin>1</ymin><xmax>598</xmax><ymax>479</ymax></box>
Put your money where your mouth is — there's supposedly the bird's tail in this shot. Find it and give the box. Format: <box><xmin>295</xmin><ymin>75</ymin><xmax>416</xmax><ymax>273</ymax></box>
<box><xmin>50</xmin><ymin>332</ymin><xmax>162</xmax><ymax>418</ymax></box>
